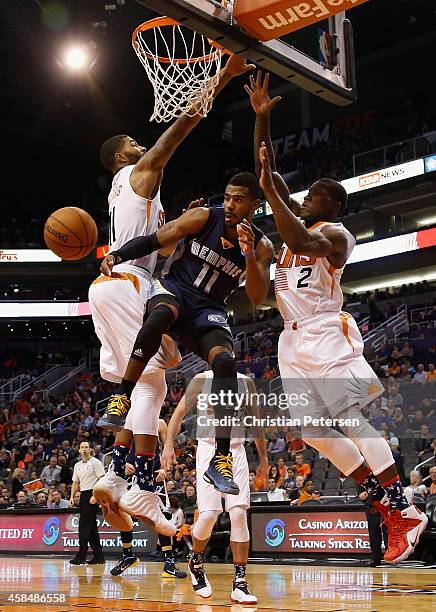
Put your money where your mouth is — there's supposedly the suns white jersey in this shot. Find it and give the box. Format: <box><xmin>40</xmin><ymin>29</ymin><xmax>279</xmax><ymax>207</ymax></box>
<box><xmin>108</xmin><ymin>164</ymin><xmax>164</xmax><ymax>276</ymax></box>
<box><xmin>274</xmin><ymin>221</ymin><xmax>356</xmax><ymax>322</ymax></box>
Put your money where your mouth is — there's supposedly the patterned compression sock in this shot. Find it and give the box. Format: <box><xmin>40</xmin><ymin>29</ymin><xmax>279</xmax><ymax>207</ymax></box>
<box><xmin>120</xmin><ymin>530</ymin><xmax>133</xmax><ymax>557</ymax></box>
<box><xmin>135</xmin><ymin>453</ymin><xmax>155</xmax><ymax>492</ymax></box>
<box><xmin>379</xmin><ymin>475</ymin><xmax>409</xmax><ymax>512</ymax></box>
<box><xmin>112</xmin><ymin>444</ymin><xmax>130</xmax><ymax>479</ymax></box>
<box><xmin>234</xmin><ymin>563</ymin><xmax>246</xmax><ymax>582</ymax></box>
<box><xmin>191</xmin><ymin>551</ymin><xmax>204</xmax><ymax>565</ymax></box>
<box><xmin>359</xmin><ymin>472</ymin><xmax>386</xmax><ymax>502</ymax></box>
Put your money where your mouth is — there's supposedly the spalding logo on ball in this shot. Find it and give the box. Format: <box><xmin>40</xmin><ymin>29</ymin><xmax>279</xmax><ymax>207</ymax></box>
<box><xmin>44</xmin><ymin>207</ymin><xmax>98</xmax><ymax>260</ymax></box>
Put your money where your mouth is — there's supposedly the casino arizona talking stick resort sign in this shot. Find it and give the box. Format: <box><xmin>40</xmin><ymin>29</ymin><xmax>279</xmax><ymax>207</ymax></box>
<box><xmin>233</xmin><ymin>0</ymin><xmax>369</xmax><ymax>41</ymax></box>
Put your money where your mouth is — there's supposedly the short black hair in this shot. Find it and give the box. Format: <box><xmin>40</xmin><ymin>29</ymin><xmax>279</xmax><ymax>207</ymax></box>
<box><xmin>227</xmin><ymin>172</ymin><xmax>263</xmax><ymax>200</ymax></box>
<box><xmin>100</xmin><ymin>134</ymin><xmax>129</xmax><ymax>171</ymax></box>
<box><xmin>318</xmin><ymin>177</ymin><xmax>348</xmax><ymax>214</ymax></box>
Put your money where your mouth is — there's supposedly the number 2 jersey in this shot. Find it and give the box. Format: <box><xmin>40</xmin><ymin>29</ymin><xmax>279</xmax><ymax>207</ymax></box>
<box><xmin>108</xmin><ymin>164</ymin><xmax>165</xmax><ymax>276</ymax></box>
<box><xmin>274</xmin><ymin>221</ymin><xmax>356</xmax><ymax>322</ymax></box>
<box><xmin>161</xmin><ymin>206</ymin><xmax>264</xmax><ymax>307</ymax></box>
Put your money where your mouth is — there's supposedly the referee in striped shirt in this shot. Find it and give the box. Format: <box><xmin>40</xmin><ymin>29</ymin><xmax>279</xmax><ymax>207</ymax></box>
<box><xmin>69</xmin><ymin>441</ymin><xmax>106</xmax><ymax>565</ymax></box>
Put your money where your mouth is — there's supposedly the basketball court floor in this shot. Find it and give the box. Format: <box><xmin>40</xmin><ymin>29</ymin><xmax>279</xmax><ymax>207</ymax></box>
<box><xmin>0</xmin><ymin>557</ymin><xmax>435</xmax><ymax>611</ymax></box>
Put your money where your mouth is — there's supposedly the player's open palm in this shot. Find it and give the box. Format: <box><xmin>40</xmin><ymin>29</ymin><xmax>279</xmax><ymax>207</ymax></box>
<box><xmin>225</xmin><ymin>53</ymin><xmax>255</xmax><ymax>77</ymax></box>
<box><xmin>237</xmin><ymin>219</ymin><xmax>255</xmax><ymax>255</ymax></box>
<box><xmin>244</xmin><ymin>71</ymin><xmax>281</xmax><ymax>116</ymax></box>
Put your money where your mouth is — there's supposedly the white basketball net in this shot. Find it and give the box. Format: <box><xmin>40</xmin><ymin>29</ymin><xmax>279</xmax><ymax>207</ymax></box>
<box><xmin>133</xmin><ymin>19</ymin><xmax>225</xmax><ymax>123</ymax></box>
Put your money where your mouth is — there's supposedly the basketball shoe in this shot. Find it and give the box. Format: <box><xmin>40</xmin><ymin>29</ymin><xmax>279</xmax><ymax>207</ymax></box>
<box><xmin>204</xmin><ymin>452</ymin><xmax>239</xmax><ymax>495</ymax></box>
<box><xmin>382</xmin><ymin>505</ymin><xmax>428</xmax><ymax>563</ymax></box>
<box><xmin>119</xmin><ymin>481</ymin><xmax>176</xmax><ymax>537</ymax></box>
<box><xmin>110</xmin><ymin>554</ymin><xmax>139</xmax><ymax>576</ymax></box>
<box><xmin>97</xmin><ymin>393</ymin><xmax>130</xmax><ymax>431</ymax></box>
<box><xmin>188</xmin><ymin>553</ymin><xmax>212</xmax><ymax>598</ymax></box>
<box><xmin>162</xmin><ymin>557</ymin><xmax>187</xmax><ymax>579</ymax></box>
<box><xmin>93</xmin><ymin>464</ymin><xmax>133</xmax><ymax>532</ymax></box>
<box><xmin>230</xmin><ymin>580</ymin><xmax>258</xmax><ymax>604</ymax></box>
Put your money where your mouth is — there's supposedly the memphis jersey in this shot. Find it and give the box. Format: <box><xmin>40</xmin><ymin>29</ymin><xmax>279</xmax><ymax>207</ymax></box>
<box><xmin>162</xmin><ymin>206</ymin><xmax>263</xmax><ymax>306</ymax></box>
<box><xmin>108</xmin><ymin>165</ymin><xmax>165</xmax><ymax>275</ymax></box>
<box><xmin>274</xmin><ymin>221</ymin><xmax>355</xmax><ymax>321</ymax></box>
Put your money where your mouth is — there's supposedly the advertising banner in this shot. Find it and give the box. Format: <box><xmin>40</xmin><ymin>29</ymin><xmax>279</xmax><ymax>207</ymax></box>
<box><xmin>251</xmin><ymin>510</ymin><xmax>370</xmax><ymax>554</ymax></box>
<box><xmin>0</xmin><ymin>513</ymin><xmax>157</xmax><ymax>554</ymax></box>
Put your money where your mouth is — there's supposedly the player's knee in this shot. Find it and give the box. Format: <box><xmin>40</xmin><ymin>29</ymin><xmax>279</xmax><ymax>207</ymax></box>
<box><xmin>229</xmin><ymin>507</ymin><xmax>249</xmax><ymax>542</ymax></box>
<box><xmin>211</xmin><ymin>351</ymin><xmax>236</xmax><ymax>379</ymax></box>
<box><xmin>301</xmin><ymin>425</ymin><xmax>335</xmax><ymax>453</ymax></box>
<box><xmin>192</xmin><ymin>510</ymin><xmax>220</xmax><ymax>541</ymax></box>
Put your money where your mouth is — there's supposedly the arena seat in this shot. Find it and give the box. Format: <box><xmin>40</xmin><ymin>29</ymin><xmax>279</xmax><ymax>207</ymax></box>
<box><xmin>323</xmin><ymin>478</ymin><xmax>342</xmax><ymax>490</ymax></box>
<box><xmin>321</xmin><ymin>488</ymin><xmax>340</xmax><ymax>496</ymax></box>
<box><xmin>300</xmin><ymin>499</ymin><xmax>322</xmax><ymax>506</ymax></box>
<box><xmin>326</xmin><ymin>467</ymin><xmax>341</xmax><ymax>478</ymax></box>
<box><xmin>311</xmin><ymin>468</ymin><xmax>327</xmax><ymax>481</ymax></box>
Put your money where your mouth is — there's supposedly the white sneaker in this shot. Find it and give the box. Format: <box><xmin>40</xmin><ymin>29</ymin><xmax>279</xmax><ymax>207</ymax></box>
<box><xmin>93</xmin><ymin>464</ymin><xmax>133</xmax><ymax>532</ymax></box>
<box><xmin>230</xmin><ymin>580</ymin><xmax>257</xmax><ymax>604</ymax></box>
<box><xmin>119</xmin><ymin>483</ymin><xmax>176</xmax><ymax>537</ymax></box>
<box><xmin>188</xmin><ymin>557</ymin><xmax>212</xmax><ymax>598</ymax></box>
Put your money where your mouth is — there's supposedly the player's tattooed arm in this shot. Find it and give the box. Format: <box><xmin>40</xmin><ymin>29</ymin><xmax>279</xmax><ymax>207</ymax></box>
<box><xmin>131</xmin><ymin>55</ymin><xmax>255</xmax><ymax>199</ymax></box>
<box><xmin>160</xmin><ymin>374</ymin><xmax>206</xmax><ymax>471</ymax></box>
<box><xmin>246</xmin><ymin>71</ymin><xmax>300</xmax><ymax>215</ymax></box>
<box><xmin>259</xmin><ymin>142</ymin><xmax>347</xmax><ymax>266</ymax></box>
<box><xmin>101</xmin><ymin>207</ymin><xmax>210</xmax><ymax>276</ymax></box>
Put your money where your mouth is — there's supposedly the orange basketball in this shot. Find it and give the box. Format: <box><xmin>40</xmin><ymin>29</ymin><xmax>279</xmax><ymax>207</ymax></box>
<box><xmin>44</xmin><ymin>207</ymin><xmax>98</xmax><ymax>261</ymax></box>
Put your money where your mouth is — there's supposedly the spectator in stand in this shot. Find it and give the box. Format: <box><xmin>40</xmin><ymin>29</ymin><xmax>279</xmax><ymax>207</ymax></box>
<box><xmin>425</xmin><ymin>363</ymin><xmax>436</xmax><ymax>384</ymax></box>
<box><xmin>400</xmin><ymin>342</ymin><xmax>414</xmax><ymax>359</ymax></box>
<box><xmin>249</xmin><ymin>472</ymin><xmax>257</xmax><ymax>493</ymax></box>
<box><xmin>297</xmin><ymin>479</ymin><xmax>320</xmax><ymax>506</ymax></box>
<box><xmin>284</xmin><ymin>466</ymin><xmax>297</xmax><ymax>492</ymax></box>
<box><xmin>244</xmin><ymin>366</ymin><xmax>256</xmax><ymax>380</ymax></box>
<box><xmin>0</xmin><ymin>448</ymin><xmax>11</xmax><ymax>472</ymax></box>
<box><xmin>294</xmin><ymin>454</ymin><xmax>311</xmax><ymax>478</ymax></box>
<box><xmin>276</xmin><ymin>456</ymin><xmax>288</xmax><ymax>484</ymax></box>
<box><xmin>181</xmin><ymin>484</ymin><xmax>197</xmax><ymax>510</ymax></box>
<box><xmin>58</xmin><ymin>455</ymin><xmax>72</xmax><ymax>485</ymax></box>
<box><xmin>390</xmin><ymin>346</ymin><xmax>401</xmax><ymax>360</ymax></box>
<box><xmin>404</xmin><ymin>470</ymin><xmax>427</xmax><ymax>503</ymax></box>
<box><xmin>409</xmin><ymin>408</ymin><xmax>427</xmax><ymax>431</ymax></box>
<box><xmin>398</xmin><ymin>364</ymin><xmax>412</xmax><ymax>382</ymax></box>
<box><xmin>427</xmin><ymin>466</ymin><xmax>436</xmax><ymax>495</ymax></box>
<box><xmin>48</xmin><ymin>488</ymin><xmax>70</xmax><ymax>509</ymax></box>
<box><xmin>388</xmin><ymin>361</ymin><xmax>401</xmax><ymax>377</ymax></box>
<box><xmin>421</xmin><ymin>398</ymin><xmax>435</xmax><ymax>421</ymax></box>
<box><xmin>288</xmin><ymin>475</ymin><xmax>306</xmax><ymax>504</ymax></box>
<box><xmin>73</xmin><ymin>491</ymin><xmax>81</xmax><ymax>507</ymax></box>
<box><xmin>269</xmin><ymin>465</ymin><xmax>282</xmax><ymax>487</ymax></box>
<box><xmin>392</xmin><ymin>407</ymin><xmax>407</xmax><ymax>436</ymax></box>
<box><xmin>416</xmin><ymin>424</ymin><xmax>434</xmax><ymax>459</ymax></box>
<box><xmin>413</xmin><ymin>364</ymin><xmax>427</xmax><ymax>384</ymax></box>
<box><xmin>11</xmin><ymin>468</ymin><xmax>26</xmax><ymax>500</ymax></box>
<box><xmin>286</xmin><ymin>429</ymin><xmax>306</xmax><ymax>454</ymax></box>
<box><xmin>14</xmin><ymin>490</ymin><xmax>32</xmax><ymax>507</ymax></box>
<box><xmin>267</xmin><ymin>477</ymin><xmax>286</xmax><ymax>501</ymax></box>
<box><xmin>35</xmin><ymin>491</ymin><xmax>48</xmax><ymax>507</ymax></box>
<box><xmin>40</xmin><ymin>456</ymin><xmax>61</xmax><ymax>487</ymax></box>
<box><xmin>268</xmin><ymin>434</ymin><xmax>286</xmax><ymax>455</ymax></box>
<box><xmin>166</xmin><ymin>480</ymin><xmax>176</xmax><ymax>494</ymax></box>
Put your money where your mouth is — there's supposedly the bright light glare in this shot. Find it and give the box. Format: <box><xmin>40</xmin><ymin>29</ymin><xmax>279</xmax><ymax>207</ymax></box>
<box><xmin>64</xmin><ymin>47</ymin><xmax>88</xmax><ymax>70</ymax></box>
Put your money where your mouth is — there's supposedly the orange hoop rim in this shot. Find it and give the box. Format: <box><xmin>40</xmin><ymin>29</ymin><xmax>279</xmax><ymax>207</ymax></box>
<box><xmin>132</xmin><ymin>16</ymin><xmax>230</xmax><ymax>65</ymax></box>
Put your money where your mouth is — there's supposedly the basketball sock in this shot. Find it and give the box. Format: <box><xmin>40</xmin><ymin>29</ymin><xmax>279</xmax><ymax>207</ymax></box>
<box><xmin>379</xmin><ymin>476</ymin><xmax>409</xmax><ymax>512</ymax></box>
<box><xmin>358</xmin><ymin>472</ymin><xmax>386</xmax><ymax>502</ymax></box>
<box><xmin>191</xmin><ymin>551</ymin><xmax>204</xmax><ymax>565</ymax></box>
<box><xmin>112</xmin><ymin>444</ymin><xmax>130</xmax><ymax>479</ymax></box>
<box><xmin>121</xmin><ymin>530</ymin><xmax>133</xmax><ymax>557</ymax></box>
<box><xmin>135</xmin><ymin>453</ymin><xmax>155</xmax><ymax>492</ymax></box>
<box><xmin>119</xmin><ymin>379</ymin><xmax>136</xmax><ymax>399</ymax></box>
<box><xmin>234</xmin><ymin>563</ymin><xmax>246</xmax><ymax>582</ymax></box>
<box><xmin>160</xmin><ymin>533</ymin><xmax>173</xmax><ymax>559</ymax></box>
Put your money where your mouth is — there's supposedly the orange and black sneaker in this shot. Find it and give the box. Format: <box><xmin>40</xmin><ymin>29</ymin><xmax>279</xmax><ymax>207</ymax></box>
<box><xmin>97</xmin><ymin>393</ymin><xmax>131</xmax><ymax>432</ymax></box>
<box><xmin>203</xmin><ymin>452</ymin><xmax>239</xmax><ymax>495</ymax></box>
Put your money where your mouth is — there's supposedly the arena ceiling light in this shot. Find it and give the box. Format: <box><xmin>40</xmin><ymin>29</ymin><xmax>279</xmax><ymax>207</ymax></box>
<box><xmin>63</xmin><ymin>45</ymin><xmax>90</xmax><ymax>71</ymax></box>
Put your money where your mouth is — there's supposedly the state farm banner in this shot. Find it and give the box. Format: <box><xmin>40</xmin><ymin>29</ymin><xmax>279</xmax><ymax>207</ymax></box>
<box><xmin>251</xmin><ymin>510</ymin><xmax>370</xmax><ymax>554</ymax></box>
<box><xmin>0</xmin><ymin>512</ymin><xmax>157</xmax><ymax>553</ymax></box>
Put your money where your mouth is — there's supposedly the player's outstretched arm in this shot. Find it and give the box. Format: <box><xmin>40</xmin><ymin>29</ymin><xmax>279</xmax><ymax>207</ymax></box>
<box><xmin>245</xmin><ymin>377</ymin><xmax>268</xmax><ymax>489</ymax></box>
<box><xmin>245</xmin><ymin>71</ymin><xmax>300</xmax><ymax>215</ymax></box>
<box><xmin>259</xmin><ymin>143</ymin><xmax>348</xmax><ymax>268</ymax></box>
<box><xmin>101</xmin><ymin>207</ymin><xmax>210</xmax><ymax>275</ymax></box>
<box><xmin>160</xmin><ymin>374</ymin><xmax>205</xmax><ymax>471</ymax></box>
<box><xmin>130</xmin><ymin>55</ymin><xmax>255</xmax><ymax>199</ymax></box>
<box><xmin>238</xmin><ymin>220</ymin><xmax>274</xmax><ymax>305</ymax></box>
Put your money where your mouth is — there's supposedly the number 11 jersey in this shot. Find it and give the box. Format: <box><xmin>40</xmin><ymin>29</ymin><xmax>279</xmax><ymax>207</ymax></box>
<box><xmin>274</xmin><ymin>221</ymin><xmax>356</xmax><ymax>322</ymax></box>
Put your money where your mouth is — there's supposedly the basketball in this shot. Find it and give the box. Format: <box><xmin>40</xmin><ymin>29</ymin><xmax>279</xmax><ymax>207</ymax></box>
<box><xmin>44</xmin><ymin>207</ymin><xmax>98</xmax><ymax>260</ymax></box>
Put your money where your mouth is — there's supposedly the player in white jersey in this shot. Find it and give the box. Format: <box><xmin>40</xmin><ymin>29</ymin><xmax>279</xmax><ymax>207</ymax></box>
<box><xmin>247</xmin><ymin>72</ymin><xmax>427</xmax><ymax>564</ymax></box>
<box><xmin>161</xmin><ymin>371</ymin><xmax>268</xmax><ymax>604</ymax></box>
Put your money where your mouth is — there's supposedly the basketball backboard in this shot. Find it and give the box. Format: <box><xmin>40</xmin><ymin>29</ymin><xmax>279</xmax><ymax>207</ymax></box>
<box><xmin>134</xmin><ymin>0</ymin><xmax>357</xmax><ymax>106</ymax></box>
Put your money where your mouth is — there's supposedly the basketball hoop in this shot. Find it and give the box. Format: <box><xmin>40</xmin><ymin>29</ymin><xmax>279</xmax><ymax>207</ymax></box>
<box><xmin>132</xmin><ymin>17</ymin><xmax>229</xmax><ymax>123</ymax></box>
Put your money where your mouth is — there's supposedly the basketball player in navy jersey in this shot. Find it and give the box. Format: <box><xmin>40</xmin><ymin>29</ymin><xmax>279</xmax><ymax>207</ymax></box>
<box><xmin>98</xmin><ymin>173</ymin><xmax>274</xmax><ymax>495</ymax></box>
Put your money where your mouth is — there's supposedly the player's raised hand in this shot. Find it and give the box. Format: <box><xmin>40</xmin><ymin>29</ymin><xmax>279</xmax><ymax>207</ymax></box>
<box><xmin>224</xmin><ymin>53</ymin><xmax>256</xmax><ymax>78</ymax></box>
<box><xmin>182</xmin><ymin>197</ymin><xmax>207</xmax><ymax>214</ymax></box>
<box><xmin>160</xmin><ymin>445</ymin><xmax>176</xmax><ymax>471</ymax></box>
<box><xmin>101</xmin><ymin>254</ymin><xmax>115</xmax><ymax>276</ymax></box>
<box><xmin>237</xmin><ymin>219</ymin><xmax>255</xmax><ymax>256</ymax></box>
<box><xmin>155</xmin><ymin>468</ymin><xmax>166</xmax><ymax>483</ymax></box>
<box><xmin>259</xmin><ymin>141</ymin><xmax>274</xmax><ymax>192</ymax></box>
<box><xmin>244</xmin><ymin>71</ymin><xmax>282</xmax><ymax>116</ymax></box>
<box><xmin>125</xmin><ymin>462</ymin><xmax>135</xmax><ymax>477</ymax></box>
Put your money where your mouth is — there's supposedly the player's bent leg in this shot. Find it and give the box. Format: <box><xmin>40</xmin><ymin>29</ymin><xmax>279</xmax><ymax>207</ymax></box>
<box><xmin>160</xmin><ymin>509</ymin><xmax>187</xmax><ymax>579</ymax></box>
<box><xmin>188</xmin><ymin>510</ymin><xmax>220</xmax><ymax>598</ymax></box>
<box><xmin>228</xmin><ymin>507</ymin><xmax>257</xmax><ymax>605</ymax></box>
<box><xmin>98</xmin><ymin>296</ymin><xmax>180</xmax><ymax>431</ymax></box>
<box><xmin>300</xmin><ymin>424</ymin><xmax>365</xmax><ymax>477</ymax></box>
<box><xmin>110</xmin><ymin>530</ymin><xmax>139</xmax><ymax>576</ymax></box>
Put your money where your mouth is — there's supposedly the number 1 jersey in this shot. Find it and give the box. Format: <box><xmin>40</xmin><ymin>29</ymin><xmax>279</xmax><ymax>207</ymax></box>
<box><xmin>274</xmin><ymin>221</ymin><xmax>356</xmax><ymax>321</ymax></box>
